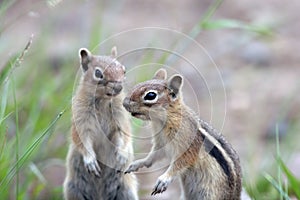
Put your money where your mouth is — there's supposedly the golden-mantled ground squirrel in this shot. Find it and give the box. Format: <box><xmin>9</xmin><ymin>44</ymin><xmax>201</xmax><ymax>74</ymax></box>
<box><xmin>123</xmin><ymin>68</ymin><xmax>242</xmax><ymax>200</ymax></box>
<box><xmin>63</xmin><ymin>47</ymin><xmax>138</xmax><ymax>200</ymax></box>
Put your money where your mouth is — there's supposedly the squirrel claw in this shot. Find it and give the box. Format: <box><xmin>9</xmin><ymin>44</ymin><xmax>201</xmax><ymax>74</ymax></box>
<box><xmin>124</xmin><ymin>165</ymin><xmax>137</xmax><ymax>174</ymax></box>
<box><xmin>151</xmin><ymin>175</ymin><xmax>171</xmax><ymax>195</ymax></box>
<box><xmin>124</xmin><ymin>160</ymin><xmax>144</xmax><ymax>174</ymax></box>
<box><xmin>84</xmin><ymin>158</ymin><xmax>101</xmax><ymax>177</ymax></box>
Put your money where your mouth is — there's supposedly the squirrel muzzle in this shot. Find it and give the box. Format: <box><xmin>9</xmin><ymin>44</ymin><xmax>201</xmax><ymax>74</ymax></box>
<box><xmin>105</xmin><ymin>81</ymin><xmax>123</xmax><ymax>96</ymax></box>
<box><xmin>123</xmin><ymin>97</ymin><xmax>150</xmax><ymax>120</ymax></box>
<box><xmin>123</xmin><ymin>97</ymin><xmax>132</xmax><ymax>111</ymax></box>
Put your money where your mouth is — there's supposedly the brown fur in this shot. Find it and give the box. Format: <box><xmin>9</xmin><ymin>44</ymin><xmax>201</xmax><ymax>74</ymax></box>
<box><xmin>123</xmin><ymin>68</ymin><xmax>242</xmax><ymax>200</ymax></box>
<box><xmin>63</xmin><ymin>48</ymin><xmax>138</xmax><ymax>200</ymax></box>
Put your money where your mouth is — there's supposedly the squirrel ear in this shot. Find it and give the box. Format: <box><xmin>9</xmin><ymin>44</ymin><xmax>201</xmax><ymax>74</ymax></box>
<box><xmin>167</xmin><ymin>74</ymin><xmax>183</xmax><ymax>99</ymax></box>
<box><xmin>153</xmin><ymin>68</ymin><xmax>167</xmax><ymax>80</ymax></box>
<box><xmin>79</xmin><ymin>48</ymin><xmax>92</xmax><ymax>71</ymax></box>
<box><xmin>111</xmin><ymin>46</ymin><xmax>117</xmax><ymax>58</ymax></box>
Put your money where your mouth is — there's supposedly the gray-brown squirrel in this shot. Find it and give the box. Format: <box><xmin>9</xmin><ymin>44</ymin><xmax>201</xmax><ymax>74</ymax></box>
<box><xmin>63</xmin><ymin>47</ymin><xmax>138</xmax><ymax>200</ymax></box>
<box><xmin>123</xmin><ymin>68</ymin><xmax>242</xmax><ymax>200</ymax></box>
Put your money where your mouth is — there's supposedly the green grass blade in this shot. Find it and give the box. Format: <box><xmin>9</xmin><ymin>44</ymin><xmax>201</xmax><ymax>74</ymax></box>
<box><xmin>0</xmin><ymin>109</ymin><xmax>65</xmax><ymax>191</ymax></box>
<box><xmin>276</xmin><ymin>124</ymin><xmax>283</xmax><ymax>200</ymax></box>
<box><xmin>200</xmin><ymin>0</ymin><xmax>223</xmax><ymax>24</ymax></box>
<box><xmin>12</xmin><ymin>75</ymin><xmax>20</xmax><ymax>200</ymax></box>
<box><xmin>264</xmin><ymin>173</ymin><xmax>291</xmax><ymax>200</ymax></box>
<box><xmin>89</xmin><ymin>19</ymin><xmax>102</xmax><ymax>51</ymax></box>
<box><xmin>0</xmin><ymin>111</ymin><xmax>13</xmax><ymax>126</ymax></box>
<box><xmin>0</xmin><ymin>81</ymin><xmax>9</xmax><ymax>119</ymax></box>
<box><xmin>0</xmin><ymin>56</ymin><xmax>16</xmax><ymax>84</ymax></box>
<box><xmin>161</xmin><ymin>0</ymin><xmax>224</xmax><ymax>66</ymax></box>
<box><xmin>277</xmin><ymin>158</ymin><xmax>300</xmax><ymax>199</ymax></box>
<box><xmin>28</xmin><ymin>162</ymin><xmax>47</xmax><ymax>184</ymax></box>
<box><xmin>201</xmin><ymin>19</ymin><xmax>243</xmax><ymax>29</ymax></box>
<box><xmin>1</xmin><ymin>34</ymin><xmax>33</xmax><ymax>86</ymax></box>
<box><xmin>0</xmin><ymin>75</ymin><xmax>10</xmax><ymax>167</ymax></box>
<box><xmin>200</xmin><ymin>19</ymin><xmax>273</xmax><ymax>35</ymax></box>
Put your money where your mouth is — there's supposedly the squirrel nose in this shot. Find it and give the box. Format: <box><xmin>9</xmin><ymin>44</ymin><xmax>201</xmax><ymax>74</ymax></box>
<box><xmin>113</xmin><ymin>84</ymin><xmax>123</xmax><ymax>94</ymax></box>
<box><xmin>106</xmin><ymin>82</ymin><xmax>123</xmax><ymax>96</ymax></box>
<box><xmin>123</xmin><ymin>97</ymin><xmax>131</xmax><ymax>110</ymax></box>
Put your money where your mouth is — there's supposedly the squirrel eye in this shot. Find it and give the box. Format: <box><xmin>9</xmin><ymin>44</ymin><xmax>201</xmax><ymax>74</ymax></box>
<box><xmin>144</xmin><ymin>91</ymin><xmax>157</xmax><ymax>101</ymax></box>
<box><xmin>95</xmin><ymin>68</ymin><xmax>103</xmax><ymax>79</ymax></box>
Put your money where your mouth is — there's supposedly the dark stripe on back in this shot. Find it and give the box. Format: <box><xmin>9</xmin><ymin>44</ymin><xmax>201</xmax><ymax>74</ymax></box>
<box><xmin>199</xmin><ymin>120</ymin><xmax>241</xmax><ymax>190</ymax></box>
<box><xmin>200</xmin><ymin>131</ymin><xmax>231</xmax><ymax>180</ymax></box>
<box><xmin>201</xmin><ymin>121</ymin><xmax>241</xmax><ymax>171</ymax></box>
<box><xmin>200</xmin><ymin>120</ymin><xmax>242</xmax><ymax>193</ymax></box>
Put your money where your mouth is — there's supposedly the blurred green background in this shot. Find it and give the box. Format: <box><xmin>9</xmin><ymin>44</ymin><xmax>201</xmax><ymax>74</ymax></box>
<box><xmin>1</xmin><ymin>0</ymin><xmax>300</xmax><ymax>199</ymax></box>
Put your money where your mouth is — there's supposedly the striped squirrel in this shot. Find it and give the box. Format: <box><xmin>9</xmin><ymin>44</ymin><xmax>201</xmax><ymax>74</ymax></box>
<box><xmin>63</xmin><ymin>47</ymin><xmax>138</xmax><ymax>200</ymax></box>
<box><xmin>123</xmin><ymin>68</ymin><xmax>242</xmax><ymax>199</ymax></box>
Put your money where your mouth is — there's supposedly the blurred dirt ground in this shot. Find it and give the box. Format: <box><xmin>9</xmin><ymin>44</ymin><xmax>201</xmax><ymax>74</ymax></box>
<box><xmin>1</xmin><ymin>0</ymin><xmax>300</xmax><ymax>199</ymax></box>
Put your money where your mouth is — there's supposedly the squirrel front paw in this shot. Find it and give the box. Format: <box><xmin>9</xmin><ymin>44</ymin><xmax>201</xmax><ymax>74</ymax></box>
<box><xmin>83</xmin><ymin>156</ymin><xmax>101</xmax><ymax>177</ymax></box>
<box><xmin>124</xmin><ymin>159</ymin><xmax>150</xmax><ymax>174</ymax></box>
<box><xmin>151</xmin><ymin>174</ymin><xmax>172</xmax><ymax>195</ymax></box>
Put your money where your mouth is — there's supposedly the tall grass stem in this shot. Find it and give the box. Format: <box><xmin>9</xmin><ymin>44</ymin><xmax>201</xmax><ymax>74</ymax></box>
<box><xmin>12</xmin><ymin>75</ymin><xmax>20</xmax><ymax>200</ymax></box>
<box><xmin>276</xmin><ymin>123</ymin><xmax>283</xmax><ymax>200</ymax></box>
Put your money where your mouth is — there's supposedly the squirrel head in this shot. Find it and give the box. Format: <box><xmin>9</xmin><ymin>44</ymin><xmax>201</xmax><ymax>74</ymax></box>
<box><xmin>78</xmin><ymin>47</ymin><xmax>125</xmax><ymax>97</ymax></box>
<box><xmin>123</xmin><ymin>68</ymin><xmax>183</xmax><ymax>120</ymax></box>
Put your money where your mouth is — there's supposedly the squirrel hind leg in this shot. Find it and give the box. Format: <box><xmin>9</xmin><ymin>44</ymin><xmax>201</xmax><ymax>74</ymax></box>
<box><xmin>64</xmin><ymin>181</ymin><xmax>96</xmax><ymax>200</ymax></box>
